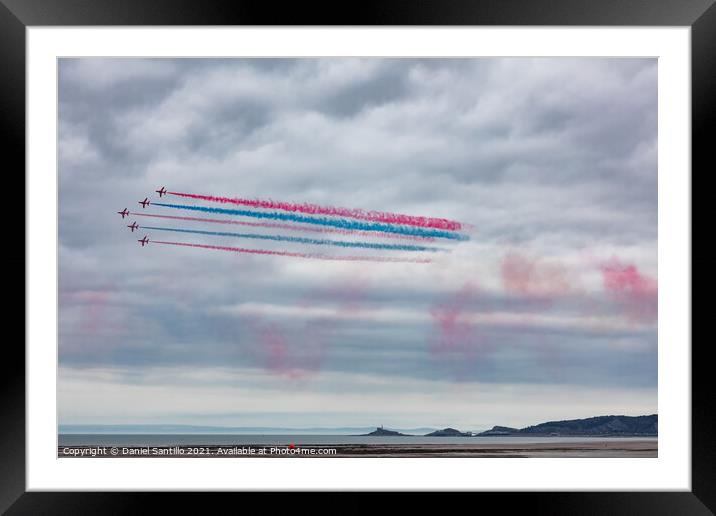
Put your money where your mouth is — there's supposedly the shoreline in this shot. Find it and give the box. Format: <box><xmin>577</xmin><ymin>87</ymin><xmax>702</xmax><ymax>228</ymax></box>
<box><xmin>58</xmin><ymin>440</ymin><xmax>658</xmax><ymax>458</ymax></box>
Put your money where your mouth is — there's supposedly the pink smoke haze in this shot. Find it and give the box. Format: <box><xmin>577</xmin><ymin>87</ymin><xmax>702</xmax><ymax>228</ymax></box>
<box><xmin>501</xmin><ymin>252</ymin><xmax>572</xmax><ymax>309</ymax></box>
<box><xmin>75</xmin><ymin>290</ymin><xmax>110</xmax><ymax>335</ymax></box>
<box><xmin>60</xmin><ymin>285</ymin><xmax>127</xmax><ymax>356</ymax></box>
<box><xmin>63</xmin><ymin>286</ymin><xmax>118</xmax><ymax>336</ymax></box>
<box><xmin>254</xmin><ymin>323</ymin><xmax>329</xmax><ymax>380</ymax></box>
<box><xmin>601</xmin><ymin>259</ymin><xmax>658</xmax><ymax>324</ymax></box>
<box><xmin>251</xmin><ymin>278</ymin><xmax>369</xmax><ymax>380</ymax></box>
<box><xmin>501</xmin><ymin>252</ymin><xmax>577</xmax><ymax>378</ymax></box>
<box><xmin>429</xmin><ymin>283</ymin><xmax>492</xmax><ymax>381</ymax></box>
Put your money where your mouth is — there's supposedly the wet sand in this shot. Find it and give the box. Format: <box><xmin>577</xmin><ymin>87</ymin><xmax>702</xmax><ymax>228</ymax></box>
<box><xmin>58</xmin><ymin>440</ymin><xmax>657</xmax><ymax>458</ymax></box>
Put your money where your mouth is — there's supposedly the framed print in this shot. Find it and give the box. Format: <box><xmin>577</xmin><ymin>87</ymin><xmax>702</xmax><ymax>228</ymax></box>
<box><xmin>5</xmin><ymin>0</ymin><xmax>710</xmax><ymax>513</ymax></box>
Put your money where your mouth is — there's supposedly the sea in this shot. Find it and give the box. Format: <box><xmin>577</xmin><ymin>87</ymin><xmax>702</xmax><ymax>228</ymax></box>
<box><xmin>58</xmin><ymin>434</ymin><xmax>658</xmax><ymax>447</ymax></box>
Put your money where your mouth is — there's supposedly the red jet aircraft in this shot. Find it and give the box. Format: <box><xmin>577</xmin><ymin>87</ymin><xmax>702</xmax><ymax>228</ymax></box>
<box><xmin>155</xmin><ymin>186</ymin><xmax>167</xmax><ymax>197</ymax></box>
<box><xmin>117</xmin><ymin>208</ymin><xmax>129</xmax><ymax>218</ymax></box>
<box><xmin>127</xmin><ymin>222</ymin><xmax>139</xmax><ymax>232</ymax></box>
<box><xmin>139</xmin><ymin>197</ymin><xmax>150</xmax><ymax>208</ymax></box>
<box><xmin>138</xmin><ymin>236</ymin><xmax>149</xmax><ymax>247</ymax></box>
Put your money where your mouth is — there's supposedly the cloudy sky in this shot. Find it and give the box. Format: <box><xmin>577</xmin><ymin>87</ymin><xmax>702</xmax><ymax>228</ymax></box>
<box><xmin>58</xmin><ymin>58</ymin><xmax>657</xmax><ymax>432</ymax></box>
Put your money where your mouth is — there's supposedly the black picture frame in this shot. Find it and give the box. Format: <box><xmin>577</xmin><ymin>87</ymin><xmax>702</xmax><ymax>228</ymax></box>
<box><xmin>4</xmin><ymin>0</ymin><xmax>709</xmax><ymax>513</ymax></box>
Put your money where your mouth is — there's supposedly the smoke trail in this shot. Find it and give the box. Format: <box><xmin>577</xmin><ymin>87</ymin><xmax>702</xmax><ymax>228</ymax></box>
<box><xmin>60</xmin><ymin>283</ymin><xmax>129</xmax><ymax>358</ymax></box>
<box><xmin>150</xmin><ymin>240</ymin><xmax>432</xmax><ymax>263</ymax></box>
<box><xmin>253</xmin><ymin>323</ymin><xmax>329</xmax><ymax>380</ymax></box>
<box><xmin>129</xmin><ymin>211</ymin><xmax>435</xmax><ymax>242</ymax></box>
<box><xmin>168</xmin><ymin>191</ymin><xmax>464</xmax><ymax>231</ymax></box>
<box><xmin>600</xmin><ymin>258</ymin><xmax>657</xmax><ymax>324</ymax></box>
<box><xmin>77</xmin><ymin>290</ymin><xmax>110</xmax><ymax>335</ymax></box>
<box><xmin>248</xmin><ymin>277</ymin><xmax>370</xmax><ymax>380</ymax></box>
<box><xmin>152</xmin><ymin>202</ymin><xmax>469</xmax><ymax>241</ymax></box>
<box><xmin>500</xmin><ymin>251</ymin><xmax>580</xmax><ymax>379</ymax></box>
<box><xmin>501</xmin><ymin>251</ymin><xmax>572</xmax><ymax>310</ymax></box>
<box><xmin>141</xmin><ymin>225</ymin><xmax>442</xmax><ymax>253</ymax></box>
<box><xmin>429</xmin><ymin>283</ymin><xmax>493</xmax><ymax>381</ymax></box>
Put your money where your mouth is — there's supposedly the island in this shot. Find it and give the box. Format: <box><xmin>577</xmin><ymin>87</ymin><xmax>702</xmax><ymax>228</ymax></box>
<box><xmin>361</xmin><ymin>426</ymin><xmax>410</xmax><ymax>436</ymax></box>
<box><xmin>424</xmin><ymin>427</ymin><xmax>473</xmax><ymax>437</ymax></box>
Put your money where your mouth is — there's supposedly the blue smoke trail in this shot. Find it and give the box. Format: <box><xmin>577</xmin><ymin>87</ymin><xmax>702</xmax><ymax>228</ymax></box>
<box><xmin>151</xmin><ymin>203</ymin><xmax>469</xmax><ymax>241</ymax></box>
<box><xmin>141</xmin><ymin>226</ymin><xmax>445</xmax><ymax>252</ymax></box>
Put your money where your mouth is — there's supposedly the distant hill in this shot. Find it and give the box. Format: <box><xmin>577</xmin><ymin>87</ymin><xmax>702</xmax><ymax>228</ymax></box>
<box><xmin>361</xmin><ymin>427</ymin><xmax>410</xmax><ymax>436</ymax></box>
<box><xmin>478</xmin><ymin>425</ymin><xmax>519</xmax><ymax>436</ymax></box>
<box><xmin>61</xmin><ymin>415</ymin><xmax>657</xmax><ymax>438</ymax></box>
<box><xmin>425</xmin><ymin>427</ymin><xmax>473</xmax><ymax>437</ymax></box>
<box><xmin>477</xmin><ymin>414</ymin><xmax>657</xmax><ymax>437</ymax></box>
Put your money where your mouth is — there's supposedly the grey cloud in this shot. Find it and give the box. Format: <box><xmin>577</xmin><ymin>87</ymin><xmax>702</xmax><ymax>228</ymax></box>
<box><xmin>58</xmin><ymin>57</ymin><xmax>657</xmax><ymax>426</ymax></box>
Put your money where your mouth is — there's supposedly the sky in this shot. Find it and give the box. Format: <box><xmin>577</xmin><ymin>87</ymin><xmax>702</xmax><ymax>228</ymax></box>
<box><xmin>58</xmin><ymin>58</ymin><xmax>658</xmax><ymax>432</ymax></box>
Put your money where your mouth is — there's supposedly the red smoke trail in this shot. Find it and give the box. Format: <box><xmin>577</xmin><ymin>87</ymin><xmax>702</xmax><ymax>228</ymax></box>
<box><xmin>600</xmin><ymin>258</ymin><xmax>657</xmax><ymax>324</ymax></box>
<box><xmin>167</xmin><ymin>191</ymin><xmax>463</xmax><ymax>231</ymax></box>
<box><xmin>130</xmin><ymin>212</ymin><xmax>435</xmax><ymax>242</ymax></box>
<box><xmin>150</xmin><ymin>240</ymin><xmax>432</xmax><ymax>263</ymax></box>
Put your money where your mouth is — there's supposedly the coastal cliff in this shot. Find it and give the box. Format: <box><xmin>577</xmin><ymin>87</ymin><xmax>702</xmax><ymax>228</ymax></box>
<box><xmin>477</xmin><ymin>414</ymin><xmax>657</xmax><ymax>437</ymax></box>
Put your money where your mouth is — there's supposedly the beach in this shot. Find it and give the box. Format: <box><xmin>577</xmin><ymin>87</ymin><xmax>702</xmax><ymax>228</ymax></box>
<box><xmin>58</xmin><ymin>439</ymin><xmax>657</xmax><ymax>458</ymax></box>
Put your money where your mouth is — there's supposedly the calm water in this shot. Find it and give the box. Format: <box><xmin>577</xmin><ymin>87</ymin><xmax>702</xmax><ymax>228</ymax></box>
<box><xmin>59</xmin><ymin>434</ymin><xmax>658</xmax><ymax>446</ymax></box>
